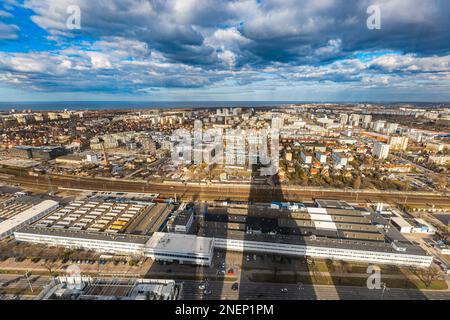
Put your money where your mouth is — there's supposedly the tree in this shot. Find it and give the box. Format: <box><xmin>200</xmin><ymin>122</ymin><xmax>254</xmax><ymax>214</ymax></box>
<box><xmin>413</xmin><ymin>265</ymin><xmax>442</xmax><ymax>288</ymax></box>
<box><xmin>43</xmin><ymin>261</ymin><xmax>56</xmax><ymax>277</ymax></box>
<box><xmin>325</xmin><ymin>259</ymin><xmax>334</xmax><ymax>272</ymax></box>
<box><xmin>353</xmin><ymin>175</ymin><xmax>362</xmax><ymax>190</ymax></box>
<box><xmin>435</xmin><ymin>175</ymin><xmax>448</xmax><ymax>190</ymax></box>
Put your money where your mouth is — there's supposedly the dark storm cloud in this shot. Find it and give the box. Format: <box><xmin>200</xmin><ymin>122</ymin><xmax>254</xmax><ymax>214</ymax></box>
<box><xmin>20</xmin><ymin>0</ymin><xmax>450</xmax><ymax>66</ymax></box>
<box><xmin>0</xmin><ymin>0</ymin><xmax>448</xmax><ymax>95</ymax></box>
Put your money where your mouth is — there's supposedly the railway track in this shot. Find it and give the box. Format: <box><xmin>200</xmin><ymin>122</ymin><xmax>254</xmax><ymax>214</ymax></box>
<box><xmin>2</xmin><ymin>170</ymin><xmax>449</xmax><ymax>205</ymax></box>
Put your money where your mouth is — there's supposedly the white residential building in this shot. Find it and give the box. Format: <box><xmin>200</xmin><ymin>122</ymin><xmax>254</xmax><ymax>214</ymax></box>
<box><xmin>389</xmin><ymin>136</ymin><xmax>409</xmax><ymax>151</ymax></box>
<box><xmin>332</xmin><ymin>152</ymin><xmax>349</xmax><ymax>167</ymax></box>
<box><xmin>315</xmin><ymin>151</ymin><xmax>327</xmax><ymax>164</ymax></box>
<box><xmin>300</xmin><ymin>151</ymin><xmax>313</xmax><ymax>164</ymax></box>
<box><xmin>373</xmin><ymin>142</ymin><xmax>390</xmax><ymax>160</ymax></box>
<box><xmin>271</xmin><ymin>117</ymin><xmax>284</xmax><ymax>130</ymax></box>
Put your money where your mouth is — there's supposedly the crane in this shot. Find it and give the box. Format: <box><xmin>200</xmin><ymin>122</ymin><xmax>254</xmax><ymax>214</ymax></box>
<box><xmin>98</xmin><ymin>138</ymin><xmax>110</xmax><ymax>167</ymax></box>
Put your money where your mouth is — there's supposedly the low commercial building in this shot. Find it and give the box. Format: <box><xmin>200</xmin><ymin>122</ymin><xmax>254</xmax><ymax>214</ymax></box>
<box><xmin>15</xmin><ymin>229</ymin><xmax>212</xmax><ymax>266</ymax></box>
<box><xmin>435</xmin><ymin>244</ymin><xmax>450</xmax><ymax>255</ymax></box>
<box><xmin>38</xmin><ymin>277</ymin><xmax>181</xmax><ymax>300</ymax></box>
<box><xmin>12</xmin><ymin>146</ymin><xmax>66</xmax><ymax>160</ymax></box>
<box><xmin>15</xmin><ymin>225</ymin><xmax>432</xmax><ymax>268</ymax></box>
<box><xmin>391</xmin><ymin>217</ymin><xmax>436</xmax><ymax>235</ymax></box>
<box><xmin>212</xmin><ymin>233</ymin><xmax>432</xmax><ymax>268</ymax></box>
<box><xmin>144</xmin><ymin>232</ymin><xmax>214</xmax><ymax>266</ymax></box>
<box><xmin>167</xmin><ymin>209</ymin><xmax>194</xmax><ymax>234</ymax></box>
<box><xmin>391</xmin><ymin>217</ymin><xmax>413</xmax><ymax>233</ymax></box>
<box><xmin>14</xmin><ymin>228</ymin><xmax>148</xmax><ymax>255</ymax></box>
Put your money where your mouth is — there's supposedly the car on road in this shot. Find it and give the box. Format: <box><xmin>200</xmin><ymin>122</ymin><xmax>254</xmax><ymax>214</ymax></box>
<box><xmin>231</xmin><ymin>282</ymin><xmax>239</xmax><ymax>291</ymax></box>
<box><xmin>203</xmin><ymin>289</ymin><xmax>212</xmax><ymax>295</ymax></box>
<box><xmin>280</xmin><ymin>288</ymin><xmax>288</xmax><ymax>293</ymax></box>
<box><xmin>198</xmin><ymin>283</ymin><xmax>206</xmax><ymax>290</ymax></box>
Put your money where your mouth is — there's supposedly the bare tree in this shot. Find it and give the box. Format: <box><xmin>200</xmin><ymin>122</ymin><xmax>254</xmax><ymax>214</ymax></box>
<box><xmin>413</xmin><ymin>265</ymin><xmax>442</xmax><ymax>288</ymax></box>
<box><xmin>353</xmin><ymin>175</ymin><xmax>362</xmax><ymax>190</ymax></box>
<box><xmin>435</xmin><ymin>175</ymin><xmax>448</xmax><ymax>190</ymax></box>
<box><xmin>43</xmin><ymin>261</ymin><xmax>56</xmax><ymax>277</ymax></box>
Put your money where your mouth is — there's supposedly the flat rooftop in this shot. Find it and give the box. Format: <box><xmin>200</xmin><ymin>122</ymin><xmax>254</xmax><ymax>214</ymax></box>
<box><xmin>87</xmin><ymin>191</ymin><xmax>159</xmax><ymax>203</ymax></box>
<box><xmin>32</xmin><ymin>199</ymin><xmax>157</xmax><ymax>235</ymax></box>
<box><xmin>172</xmin><ymin>209</ymin><xmax>194</xmax><ymax>226</ymax></box>
<box><xmin>0</xmin><ymin>200</ymin><xmax>58</xmax><ymax>237</ymax></box>
<box><xmin>0</xmin><ymin>196</ymin><xmax>41</xmax><ymax>220</ymax></box>
<box><xmin>146</xmin><ymin>232</ymin><xmax>213</xmax><ymax>255</ymax></box>
<box><xmin>198</xmin><ymin>228</ymin><xmax>427</xmax><ymax>256</ymax></box>
<box><xmin>315</xmin><ymin>199</ymin><xmax>354</xmax><ymax>210</ymax></box>
<box><xmin>205</xmin><ymin>204</ymin><xmax>383</xmax><ymax>242</ymax></box>
<box><xmin>42</xmin><ymin>278</ymin><xmax>178</xmax><ymax>300</ymax></box>
<box><xmin>16</xmin><ymin>226</ymin><xmax>150</xmax><ymax>244</ymax></box>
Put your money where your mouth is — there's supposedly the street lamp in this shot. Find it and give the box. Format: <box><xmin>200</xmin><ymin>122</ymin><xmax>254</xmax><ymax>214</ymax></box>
<box><xmin>380</xmin><ymin>282</ymin><xmax>388</xmax><ymax>300</ymax></box>
<box><xmin>24</xmin><ymin>271</ymin><xmax>34</xmax><ymax>293</ymax></box>
<box><xmin>298</xmin><ymin>282</ymin><xmax>304</xmax><ymax>300</ymax></box>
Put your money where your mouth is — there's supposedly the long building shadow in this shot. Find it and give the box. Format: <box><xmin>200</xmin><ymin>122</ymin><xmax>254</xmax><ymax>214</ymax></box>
<box><xmin>201</xmin><ymin>163</ymin><xmax>318</xmax><ymax>300</ymax></box>
<box><xmin>235</xmin><ymin>169</ymin><xmax>318</xmax><ymax>300</ymax></box>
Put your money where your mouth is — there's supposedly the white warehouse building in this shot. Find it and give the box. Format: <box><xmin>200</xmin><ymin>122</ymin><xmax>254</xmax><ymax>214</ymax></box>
<box><xmin>0</xmin><ymin>200</ymin><xmax>59</xmax><ymax>240</ymax></box>
<box><xmin>14</xmin><ymin>228</ymin><xmax>432</xmax><ymax>268</ymax></box>
<box><xmin>144</xmin><ymin>232</ymin><xmax>214</xmax><ymax>266</ymax></box>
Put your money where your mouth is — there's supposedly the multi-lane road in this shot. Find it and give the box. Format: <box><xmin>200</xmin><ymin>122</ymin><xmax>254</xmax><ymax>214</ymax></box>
<box><xmin>0</xmin><ymin>274</ymin><xmax>49</xmax><ymax>298</ymax></box>
<box><xmin>2</xmin><ymin>274</ymin><xmax>449</xmax><ymax>300</ymax></box>
<box><xmin>181</xmin><ymin>280</ymin><xmax>450</xmax><ymax>300</ymax></box>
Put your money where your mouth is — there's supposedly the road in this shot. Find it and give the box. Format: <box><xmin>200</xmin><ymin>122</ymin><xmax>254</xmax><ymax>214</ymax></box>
<box><xmin>0</xmin><ymin>274</ymin><xmax>50</xmax><ymax>294</ymax></box>
<box><xmin>1</xmin><ymin>168</ymin><xmax>449</xmax><ymax>205</ymax></box>
<box><xmin>181</xmin><ymin>280</ymin><xmax>450</xmax><ymax>300</ymax></box>
<box><xmin>1</xmin><ymin>273</ymin><xmax>449</xmax><ymax>300</ymax></box>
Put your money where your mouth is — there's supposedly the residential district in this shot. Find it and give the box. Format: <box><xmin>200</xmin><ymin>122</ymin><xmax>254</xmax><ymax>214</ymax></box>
<box><xmin>0</xmin><ymin>103</ymin><xmax>449</xmax><ymax>300</ymax></box>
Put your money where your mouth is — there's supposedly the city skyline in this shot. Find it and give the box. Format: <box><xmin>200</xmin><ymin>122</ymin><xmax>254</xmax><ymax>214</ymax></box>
<box><xmin>0</xmin><ymin>0</ymin><xmax>450</xmax><ymax>102</ymax></box>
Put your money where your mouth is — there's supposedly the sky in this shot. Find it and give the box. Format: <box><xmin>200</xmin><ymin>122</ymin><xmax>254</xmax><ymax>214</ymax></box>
<box><xmin>0</xmin><ymin>0</ymin><xmax>449</xmax><ymax>102</ymax></box>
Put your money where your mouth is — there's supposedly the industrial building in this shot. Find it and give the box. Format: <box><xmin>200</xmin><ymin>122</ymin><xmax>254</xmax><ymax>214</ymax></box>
<box><xmin>15</xmin><ymin>227</ymin><xmax>149</xmax><ymax>255</ymax></box>
<box><xmin>0</xmin><ymin>199</ymin><xmax>59</xmax><ymax>240</ymax></box>
<box><xmin>30</xmin><ymin>198</ymin><xmax>169</xmax><ymax>235</ymax></box>
<box><xmin>211</xmin><ymin>231</ymin><xmax>432</xmax><ymax>268</ymax></box>
<box><xmin>11</xmin><ymin>197</ymin><xmax>434</xmax><ymax>268</ymax></box>
<box><xmin>391</xmin><ymin>216</ymin><xmax>437</xmax><ymax>235</ymax></box>
<box><xmin>199</xmin><ymin>200</ymin><xmax>433</xmax><ymax>268</ymax></box>
<box><xmin>38</xmin><ymin>276</ymin><xmax>181</xmax><ymax>300</ymax></box>
<box><xmin>13</xmin><ymin>196</ymin><xmax>173</xmax><ymax>255</ymax></box>
<box><xmin>167</xmin><ymin>207</ymin><xmax>194</xmax><ymax>234</ymax></box>
<box><xmin>11</xmin><ymin>145</ymin><xmax>66</xmax><ymax>160</ymax></box>
<box><xmin>144</xmin><ymin>232</ymin><xmax>214</xmax><ymax>266</ymax></box>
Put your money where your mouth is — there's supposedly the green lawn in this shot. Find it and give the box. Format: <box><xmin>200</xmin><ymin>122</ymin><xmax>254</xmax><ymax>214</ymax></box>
<box><xmin>249</xmin><ymin>272</ymin><xmax>448</xmax><ymax>290</ymax></box>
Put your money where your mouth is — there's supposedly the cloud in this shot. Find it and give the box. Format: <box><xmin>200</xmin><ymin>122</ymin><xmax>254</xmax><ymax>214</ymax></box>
<box><xmin>87</xmin><ymin>52</ymin><xmax>112</xmax><ymax>69</ymax></box>
<box><xmin>0</xmin><ymin>0</ymin><xmax>447</xmax><ymax>98</ymax></box>
<box><xmin>0</xmin><ymin>22</ymin><xmax>19</xmax><ymax>40</ymax></box>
